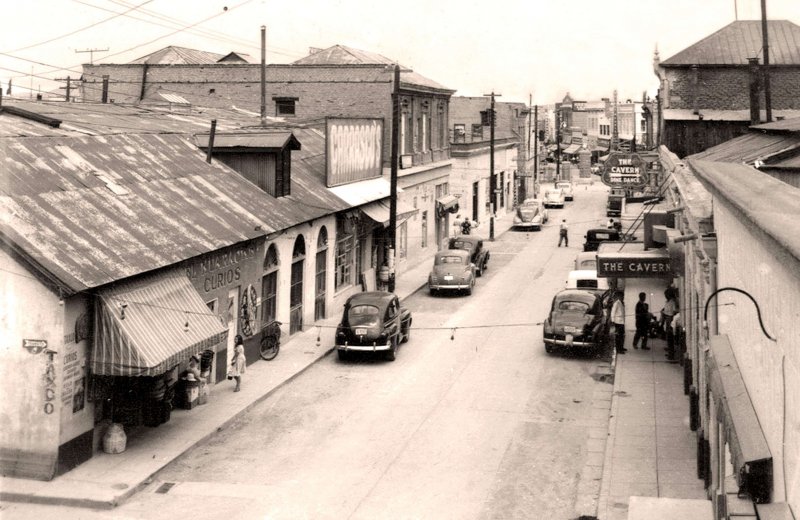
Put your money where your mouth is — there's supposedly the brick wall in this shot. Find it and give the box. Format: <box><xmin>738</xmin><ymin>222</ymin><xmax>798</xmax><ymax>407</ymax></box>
<box><xmin>665</xmin><ymin>66</ymin><xmax>800</xmax><ymax>110</ymax></box>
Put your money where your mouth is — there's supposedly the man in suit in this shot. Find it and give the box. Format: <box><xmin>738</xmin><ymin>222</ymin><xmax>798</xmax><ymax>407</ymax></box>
<box><xmin>632</xmin><ymin>292</ymin><xmax>650</xmax><ymax>350</ymax></box>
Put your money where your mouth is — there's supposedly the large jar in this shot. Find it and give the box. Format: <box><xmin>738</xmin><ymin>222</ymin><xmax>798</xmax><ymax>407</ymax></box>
<box><xmin>102</xmin><ymin>423</ymin><xmax>127</xmax><ymax>454</ymax></box>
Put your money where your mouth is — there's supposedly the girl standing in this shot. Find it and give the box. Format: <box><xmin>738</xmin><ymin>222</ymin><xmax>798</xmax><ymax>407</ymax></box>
<box><xmin>230</xmin><ymin>335</ymin><xmax>246</xmax><ymax>392</ymax></box>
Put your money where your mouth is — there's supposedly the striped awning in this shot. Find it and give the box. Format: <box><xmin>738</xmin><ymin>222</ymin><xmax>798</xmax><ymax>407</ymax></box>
<box><xmin>92</xmin><ymin>269</ymin><xmax>228</xmax><ymax>377</ymax></box>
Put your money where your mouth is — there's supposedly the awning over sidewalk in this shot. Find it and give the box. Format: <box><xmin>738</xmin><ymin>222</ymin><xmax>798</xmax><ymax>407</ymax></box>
<box><xmin>562</xmin><ymin>144</ymin><xmax>582</xmax><ymax>154</ymax></box>
<box><xmin>596</xmin><ymin>249</ymin><xmax>672</xmax><ymax>278</ymax></box>
<box><xmin>706</xmin><ymin>335</ymin><xmax>772</xmax><ymax>503</ymax></box>
<box><xmin>93</xmin><ymin>269</ymin><xmax>228</xmax><ymax>377</ymax></box>
<box><xmin>360</xmin><ymin>199</ymin><xmax>419</xmax><ymax>227</ymax></box>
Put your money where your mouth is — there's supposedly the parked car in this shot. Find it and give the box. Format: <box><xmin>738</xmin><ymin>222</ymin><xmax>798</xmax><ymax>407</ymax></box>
<box><xmin>555</xmin><ymin>181</ymin><xmax>574</xmax><ymax>201</ymax></box>
<box><xmin>428</xmin><ymin>249</ymin><xmax>476</xmax><ymax>296</ymax></box>
<box><xmin>565</xmin><ymin>269</ymin><xmax>610</xmax><ymax>297</ymax></box>
<box><xmin>543</xmin><ymin>289</ymin><xmax>608</xmax><ymax>354</ymax></box>
<box><xmin>606</xmin><ymin>191</ymin><xmax>625</xmax><ymax>217</ymax></box>
<box><xmin>522</xmin><ymin>198</ymin><xmax>549</xmax><ymax>223</ymax></box>
<box><xmin>447</xmin><ymin>236</ymin><xmax>490</xmax><ymax>276</ymax></box>
<box><xmin>574</xmin><ymin>251</ymin><xmax>597</xmax><ymax>271</ymax></box>
<box><xmin>591</xmin><ymin>165</ymin><xmax>601</xmax><ymax>176</ymax></box>
<box><xmin>583</xmin><ymin>228</ymin><xmax>622</xmax><ymax>252</ymax></box>
<box><xmin>335</xmin><ymin>291</ymin><xmax>412</xmax><ymax>361</ymax></box>
<box><xmin>543</xmin><ymin>189</ymin><xmax>565</xmax><ymax>208</ymax></box>
<box><xmin>513</xmin><ymin>203</ymin><xmax>544</xmax><ymax>231</ymax></box>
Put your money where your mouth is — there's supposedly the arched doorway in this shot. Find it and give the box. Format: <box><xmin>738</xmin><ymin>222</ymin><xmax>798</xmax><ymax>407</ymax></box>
<box><xmin>315</xmin><ymin>227</ymin><xmax>328</xmax><ymax>320</ymax></box>
<box><xmin>290</xmin><ymin>235</ymin><xmax>305</xmax><ymax>334</ymax></box>
<box><xmin>261</xmin><ymin>244</ymin><xmax>279</xmax><ymax>326</ymax></box>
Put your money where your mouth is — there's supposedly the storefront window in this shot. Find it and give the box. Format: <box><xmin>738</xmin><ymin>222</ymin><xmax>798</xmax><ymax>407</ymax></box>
<box><xmin>261</xmin><ymin>244</ymin><xmax>279</xmax><ymax>324</ymax></box>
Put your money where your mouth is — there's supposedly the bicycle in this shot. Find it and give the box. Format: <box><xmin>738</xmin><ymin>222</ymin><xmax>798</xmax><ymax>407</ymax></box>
<box><xmin>259</xmin><ymin>320</ymin><xmax>282</xmax><ymax>361</ymax></box>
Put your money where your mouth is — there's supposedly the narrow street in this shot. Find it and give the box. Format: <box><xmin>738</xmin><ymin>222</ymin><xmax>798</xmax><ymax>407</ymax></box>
<box><xmin>2</xmin><ymin>183</ymin><xmax>617</xmax><ymax>520</ymax></box>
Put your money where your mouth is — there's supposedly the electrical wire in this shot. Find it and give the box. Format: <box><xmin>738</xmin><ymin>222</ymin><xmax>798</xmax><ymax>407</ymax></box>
<box><xmin>4</xmin><ymin>0</ymin><xmax>154</xmax><ymax>54</ymax></box>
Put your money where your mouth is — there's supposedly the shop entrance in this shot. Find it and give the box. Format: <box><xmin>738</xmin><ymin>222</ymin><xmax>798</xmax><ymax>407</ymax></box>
<box><xmin>218</xmin><ymin>287</ymin><xmax>239</xmax><ymax>383</ymax></box>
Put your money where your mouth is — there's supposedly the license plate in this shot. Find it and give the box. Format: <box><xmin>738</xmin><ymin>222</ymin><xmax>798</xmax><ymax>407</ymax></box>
<box><xmin>355</xmin><ymin>328</ymin><xmax>367</xmax><ymax>335</ymax></box>
<box><xmin>564</xmin><ymin>326</ymin><xmax>578</xmax><ymax>333</ymax></box>
<box><xmin>444</xmin><ymin>275</ymin><xmax>454</xmax><ymax>281</ymax></box>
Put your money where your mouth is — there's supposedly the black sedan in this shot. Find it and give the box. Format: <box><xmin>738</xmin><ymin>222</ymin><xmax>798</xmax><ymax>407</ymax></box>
<box><xmin>447</xmin><ymin>236</ymin><xmax>490</xmax><ymax>276</ymax></box>
<box><xmin>543</xmin><ymin>289</ymin><xmax>608</xmax><ymax>354</ymax></box>
<box><xmin>334</xmin><ymin>291</ymin><xmax>412</xmax><ymax>361</ymax></box>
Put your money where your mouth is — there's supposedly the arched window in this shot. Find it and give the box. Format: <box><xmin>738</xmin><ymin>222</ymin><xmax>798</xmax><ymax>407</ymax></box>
<box><xmin>261</xmin><ymin>244</ymin><xmax>279</xmax><ymax>324</ymax></box>
<box><xmin>292</xmin><ymin>235</ymin><xmax>306</xmax><ymax>259</ymax></box>
<box><xmin>315</xmin><ymin>227</ymin><xmax>328</xmax><ymax>320</ymax></box>
<box><xmin>290</xmin><ymin>235</ymin><xmax>305</xmax><ymax>334</ymax></box>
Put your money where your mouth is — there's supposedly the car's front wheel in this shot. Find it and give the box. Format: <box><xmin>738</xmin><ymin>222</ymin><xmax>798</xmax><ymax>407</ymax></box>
<box><xmin>545</xmin><ymin>343</ymin><xmax>554</xmax><ymax>354</ymax></box>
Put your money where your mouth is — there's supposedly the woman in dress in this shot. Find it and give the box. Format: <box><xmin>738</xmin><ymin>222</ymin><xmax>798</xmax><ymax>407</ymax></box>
<box><xmin>231</xmin><ymin>335</ymin><xmax>246</xmax><ymax>392</ymax></box>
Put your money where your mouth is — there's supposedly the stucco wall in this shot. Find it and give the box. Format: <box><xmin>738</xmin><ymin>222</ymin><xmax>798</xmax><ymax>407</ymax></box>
<box><xmin>0</xmin><ymin>248</ymin><xmax>64</xmax><ymax>479</ymax></box>
<box><xmin>715</xmin><ymin>199</ymin><xmax>800</xmax><ymax>508</ymax></box>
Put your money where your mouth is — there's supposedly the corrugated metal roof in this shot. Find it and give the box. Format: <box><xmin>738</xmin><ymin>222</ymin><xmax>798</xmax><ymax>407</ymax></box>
<box><xmin>195</xmin><ymin>132</ymin><xmax>301</xmax><ymax>150</ymax></box>
<box><xmin>129</xmin><ymin>46</ymin><xmax>227</xmax><ymax>65</ymax></box>
<box><xmin>0</xmin><ymin>105</ymin><xmax>354</xmax><ymax>292</ymax></box>
<box><xmin>291</xmin><ymin>44</ymin><xmax>454</xmax><ymax>93</ymax></box>
<box><xmin>752</xmin><ymin>117</ymin><xmax>800</xmax><ymax>132</ymax></box>
<box><xmin>662</xmin><ymin>20</ymin><xmax>800</xmax><ymax>66</ymax></box>
<box><xmin>690</xmin><ymin>131</ymin><xmax>800</xmax><ymax>164</ymax></box>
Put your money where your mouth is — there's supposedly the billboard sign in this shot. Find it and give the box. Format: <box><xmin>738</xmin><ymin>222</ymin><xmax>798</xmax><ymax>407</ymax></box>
<box><xmin>601</xmin><ymin>153</ymin><xmax>649</xmax><ymax>188</ymax></box>
<box><xmin>326</xmin><ymin>118</ymin><xmax>384</xmax><ymax>187</ymax></box>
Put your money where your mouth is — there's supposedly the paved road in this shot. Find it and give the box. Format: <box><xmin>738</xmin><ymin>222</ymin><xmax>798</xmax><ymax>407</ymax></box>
<box><xmin>2</xmin><ymin>182</ymin><xmax>616</xmax><ymax>520</ymax></box>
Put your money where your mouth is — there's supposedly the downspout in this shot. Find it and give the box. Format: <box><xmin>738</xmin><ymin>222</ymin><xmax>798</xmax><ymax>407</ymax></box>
<box><xmin>139</xmin><ymin>63</ymin><xmax>149</xmax><ymax>102</ymax></box>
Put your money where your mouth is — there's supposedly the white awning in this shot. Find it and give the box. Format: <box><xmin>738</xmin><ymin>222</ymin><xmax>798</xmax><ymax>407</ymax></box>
<box><xmin>328</xmin><ymin>177</ymin><xmax>392</xmax><ymax>206</ymax></box>
<box><xmin>360</xmin><ymin>199</ymin><xmax>418</xmax><ymax>227</ymax></box>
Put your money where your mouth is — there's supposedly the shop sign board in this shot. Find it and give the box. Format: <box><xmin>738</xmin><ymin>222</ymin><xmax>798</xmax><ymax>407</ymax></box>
<box><xmin>601</xmin><ymin>153</ymin><xmax>649</xmax><ymax>188</ymax></box>
<box><xmin>326</xmin><ymin>118</ymin><xmax>384</xmax><ymax>187</ymax></box>
<box><xmin>597</xmin><ymin>254</ymin><xmax>672</xmax><ymax>278</ymax></box>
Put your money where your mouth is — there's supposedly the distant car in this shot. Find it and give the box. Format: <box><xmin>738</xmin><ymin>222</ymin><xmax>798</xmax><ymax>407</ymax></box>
<box><xmin>606</xmin><ymin>192</ymin><xmax>625</xmax><ymax>217</ymax></box>
<box><xmin>583</xmin><ymin>228</ymin><xmax>622</xmax><ymax>252</ymax></box>
<box><xmin>522</xmin><ymin>198</ymin><xmax>549</xmax><ymax>224</ymax></box>
<box><xmin>555</xmin><ymin>181</ymin><xmax>574</xmax><ymax>201</ymax></box>
<box><xmin>543</xmin><ymin>189</ymin><xmax>565</xmax><ymax>208</ymax></box>
<box><xmin>447</xmin><ymin>236</ymin><xmax>490</xmax><ymax>276</ymax></box>
<box><xmin>513</xmin><ymin>203</ymin><xmax>544</xmax><ymax>230</ymax></box>
<box><xmin>591</xmin><ymin>165</ymin><xmax>601</xmax><ymax>176</ymax></box>
<box><xmin>335</xmin><ymin>291</ymin><xmax>412</xmax><ymax>361</ymax></box>
<box><xmin>543</xmin><ymin>289</ymin><xmax>608</xmax><ymax>354</ymax></box>
<box><xmin>428</xmin><ymin>249</ymin><xmax>476</xmax><ymax>296</ymax></box>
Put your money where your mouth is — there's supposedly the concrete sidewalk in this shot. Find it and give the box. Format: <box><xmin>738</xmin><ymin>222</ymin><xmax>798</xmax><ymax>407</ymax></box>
<box><xmin>0</xmin><ymin>212</ymin><xmax>517</xmax><ymax>509</ymax></box>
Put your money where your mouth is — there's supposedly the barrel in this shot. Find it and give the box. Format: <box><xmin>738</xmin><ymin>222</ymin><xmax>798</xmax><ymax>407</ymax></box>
<box><xmin>102</xmin><ymin>423</ymin><xmax>127</xmax><ymax>454</ymax></box>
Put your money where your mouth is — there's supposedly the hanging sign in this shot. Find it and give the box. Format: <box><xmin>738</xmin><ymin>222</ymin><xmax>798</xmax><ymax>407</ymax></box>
<box><xmin>601</xmin><ymin>153</ymin><xmax>649</xmax><ymax>188</ymax></box>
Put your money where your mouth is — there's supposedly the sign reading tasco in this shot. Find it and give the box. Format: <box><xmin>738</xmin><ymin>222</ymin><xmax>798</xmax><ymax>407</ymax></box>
<box><xmin>602</xmin><ymin>153</ymin><xmax>649</xmax><ymax>188</ymax></box>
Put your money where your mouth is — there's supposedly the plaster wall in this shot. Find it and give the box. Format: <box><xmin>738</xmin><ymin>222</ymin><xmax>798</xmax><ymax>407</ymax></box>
<box><xmin>715</xmin><ymin>199</ymin><xmax>800</xmax><ymax>508</ymax></box>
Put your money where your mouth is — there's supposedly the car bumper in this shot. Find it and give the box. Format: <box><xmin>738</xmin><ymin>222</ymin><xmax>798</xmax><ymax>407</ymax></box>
<box><xmin>544</xmin><ymin>335</ymin><xmax>597</xmax><ymax>348</ymax></box>
<box><xmin>429</xmin><ymin>283</ymin><xmax>472</xmax><ymax>290</ymax></box>
<box><xmin>545</xmin><ymin>203</ymin><xmax>564</xmax><ymax>208</ymax></box>
<box><xmin>336</xmin><ymin>342</ymin><xmax>391</xmax><ymax>352</ymax></box>
<box><xmin>513</xmin><ymin>221</ymin><xmax>541</xmax><ymax>229</ymax></box>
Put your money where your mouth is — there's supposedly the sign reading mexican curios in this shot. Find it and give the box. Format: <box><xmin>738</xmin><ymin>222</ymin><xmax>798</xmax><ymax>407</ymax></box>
<box><xmin>602</xmin><ymin>153</ymin><xmax>649</xmax><ymax>189</ymax></box>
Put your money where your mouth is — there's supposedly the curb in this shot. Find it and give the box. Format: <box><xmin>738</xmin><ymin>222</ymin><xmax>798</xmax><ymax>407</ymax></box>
<box><xmin>596</xmin><ymin>348</ymin><xmax>620</xmax><ymax>520</ymax></box>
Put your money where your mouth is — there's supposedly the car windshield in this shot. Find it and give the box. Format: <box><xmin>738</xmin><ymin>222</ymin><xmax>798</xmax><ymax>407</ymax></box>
<box><xmin>556</xmin><ymin>183</ymin><xmax>570</xmax><ymax>189</ymax></box>
<box><xmin>576</xmin><ymin>279</ymin><xmax>599</xmax><ymax>289</ymax></box>
<box><xmin>557</xmin><ymin>300</ymin><xmax>590</xmax><ymax>312</ymax></box>
<box><xmin>451</xmin><ymin>240</ymin><xmax>472</xmax><ymax>250</ymax></box>
<box><xmin>518</xmin><ymin>207</ymin><xmax>538</xmax><ymax>218</ymax></box>
<box><xmin>347</xmin><ymin>304</ymin><xmax>381</xmax><ymax>327</ymax></box>
<box><xmin>546</xmin><ymin>191</ymin><xmax>560</xmax><ymax>199</ymax></box>
<box><xmin>436</xmin><ymin>255</ymin><xmax>464</xmax><ymax>265</ymax></box>
<box><xmin>589</xmin><ymin>231</ymin><xmax>615</xmax><ymax>240</ymax></box>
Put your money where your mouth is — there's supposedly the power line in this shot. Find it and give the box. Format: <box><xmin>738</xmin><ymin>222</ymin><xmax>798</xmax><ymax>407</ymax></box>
<box><xmin>4</xmin><ymin>0</ymin><xmax>154</xmax><ymax>53</ymax></box>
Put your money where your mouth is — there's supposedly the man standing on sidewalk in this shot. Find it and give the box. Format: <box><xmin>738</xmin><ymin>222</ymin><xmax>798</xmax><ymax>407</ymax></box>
<box><xmin>610</xmin><ymin>292</ymin><xmax>627</xmax><ymax>354</ymax></box>
<box><xmin>557</xmin><ymin>219</ymin><xmax>568</xmax><ymax>247</ymax></box>
<box><xmin>632</xmin><ymin>292</ymin><xmax>650</xmax><ymax>350</ymax></box>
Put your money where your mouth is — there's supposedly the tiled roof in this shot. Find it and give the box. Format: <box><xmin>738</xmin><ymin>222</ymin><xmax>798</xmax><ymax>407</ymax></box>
<box><xmin>662</xmin><ymin>20</ymin><xmax>800</xmax><ymax>66</ymax></box>
<box><xmin>291</xmin><ymin>44</ymin><xmax>454</xmax><ymax>93</ymax></box>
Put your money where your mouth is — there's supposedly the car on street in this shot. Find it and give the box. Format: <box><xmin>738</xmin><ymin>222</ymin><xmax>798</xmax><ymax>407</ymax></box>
<box><xmin>335</xmin><ymin>291</ymin><xmax>412</xmax><ymax>361</ymax></box>
<box><xmin>606</xmin><ymin>191</ymin><xmax>625</xmax><ymax>217</ymax></box>
<box><xmin>428</xmin><ymin>249</ymin><xmax>476</xmax><ymax>296</ymax></box>
<box><xmin>583</xmin><ymin>228</ymin><xmax>622</xmax><ymax>252</ymax></box>
<box><xmin>447</xmin><ymin>236</ymin><xmax>490</xmax><ymax>276</ymax></box>
<box><xmin>565</xmin><ymin>269</ymin><xmax>610</xmax><ymax>297</ymax></box>
<box><xmin>555</xmin><ymin>181</ymin><xmax>574</xmax><ymax>201</ymax></box>
<box><xmin>574</xmin><ymin>251</ymin><xmax>597</xmax><ymax>271</ymax></box>
<box><xmin>543</xmin><ymin>189</ymin><xmax>565</xmax><ymax>208</ymax></box>
<box><xmin>513</xmin><ymin>203</ymin><xmax>544</xmax><ymax>230</ymax></box>
<box><xmin>543</xmin><ymin>289</ymin><xmax>608</xmax><ymax>354</ymax></box>
<box><xmin>522</xmin><ymin>198</ymin><xmax>549</xmax><ymax>224</ymax></box>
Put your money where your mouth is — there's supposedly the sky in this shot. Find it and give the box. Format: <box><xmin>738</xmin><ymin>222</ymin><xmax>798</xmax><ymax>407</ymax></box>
<box><xmin>2</xmin><ymin>0</ymin><xmax>800</xmax><ymax>106</ymax></box>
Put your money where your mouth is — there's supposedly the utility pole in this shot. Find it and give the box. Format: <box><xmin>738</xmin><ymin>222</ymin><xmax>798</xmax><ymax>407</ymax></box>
<box><xmin>761</xmin><ymin>0</ymin><xmax>772</xmax><ymax>122</ymax></box>
<box><xmin>55</xmin><ymin>76</ymin><xmax>72</xmax><ymax>102</ymax></box>
<box><xmin>555</xmin><ymin>110</ymin><xmax>562</xmax><ymax>182</ymax></box>
<box><xmin>75</xmin><ymin>48</ymin><xmax>108</xmax><ymax>65</ymax></box>
<box><xmin>533</xmin><ymin>104</ymin><xmax>539</xmax><ymax>198</ymax></box>
<box><xmin>388</xmin><ymin>64</ymin><xmax>401</xmax><ymax>292</ymax></box>
<box><xmin>483</xmin><ymin>91</ymin><xmax>501</xmax><ymax>240</ymax></box>
<box><xmin>260</xmin><ymin>25</ymin><xmax>267</xmax><ymax>126</ymax></box>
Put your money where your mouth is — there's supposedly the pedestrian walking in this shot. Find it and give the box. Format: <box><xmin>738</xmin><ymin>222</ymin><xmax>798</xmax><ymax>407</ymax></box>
<box><xmin>230</xmin><ymin>334</ymin><xmax>246</xmax><ymax>392</ymax></box>
<box><xmin>607</xmin><ymin>218</ymin><xmax>615</xmax><ymax>229</ymax></box>
<box><xmin>558</xmin><ymin>219</ymin><xmax>568</xmax><ymax>247</ymax></box>
<box><xmin>610</xmin><ymin>292</ymin><xmax>627</xmax><ymax>354</ymax></box>
<box><xmin>632</xmin><ymin>292</ymin><xmax>650</xmax><ymax>350</ymax></box>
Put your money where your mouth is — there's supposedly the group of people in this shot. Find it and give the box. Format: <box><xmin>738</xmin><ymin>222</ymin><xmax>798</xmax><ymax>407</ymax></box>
<box><xmin>609</xmin><ymin>288</ymin><xmax>680</xmax><ymax>359</ymax></box>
